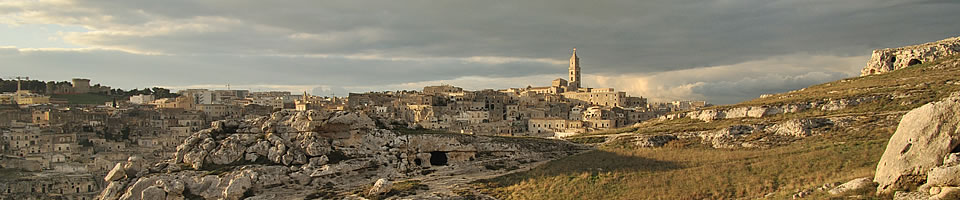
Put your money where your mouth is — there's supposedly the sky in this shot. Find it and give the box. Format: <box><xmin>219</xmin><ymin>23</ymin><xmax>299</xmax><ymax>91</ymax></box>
<box><xmin>1</xmin><ymin>0</ymin><xmax>959</xmax><ymax>104</ymax></box>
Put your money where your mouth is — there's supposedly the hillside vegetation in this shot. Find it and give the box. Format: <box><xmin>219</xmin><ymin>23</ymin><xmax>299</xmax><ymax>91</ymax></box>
<box><xmin>51</xmin><ymin>93</ymin><xmax>113</xmax><ymax>105</ymax></box>
<box><xmin>473</xmin><ymin>56</ymin><xmax>960</xmax><ymax>199</ymax></box>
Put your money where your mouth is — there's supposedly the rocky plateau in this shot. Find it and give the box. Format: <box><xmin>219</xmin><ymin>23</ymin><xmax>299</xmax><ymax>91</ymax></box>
<box><xmin>97</xmin><ymin>110</ymin><xmax>586</xmax><ymax>200</ymax></box>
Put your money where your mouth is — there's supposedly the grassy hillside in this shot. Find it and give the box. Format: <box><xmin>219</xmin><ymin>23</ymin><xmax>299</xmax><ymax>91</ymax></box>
<box><xmin>471</xmin><ymin>56</ymin><xmax>960</xmax><ymax>199</ymax></box>
<box><xmin>476</xmin><ymin>115</ymin><xmax>895</xmax><ymax>199</ymax></box>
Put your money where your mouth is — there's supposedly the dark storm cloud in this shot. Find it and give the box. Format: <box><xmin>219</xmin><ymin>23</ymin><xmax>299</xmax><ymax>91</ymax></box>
<box><xmin>39</xmin><ymin>0</ymin><xmax>958</xmax><ymax>72</ymax></box>
<box><xmin>2</xmin><ymin>0</ymin><xmax>959</xmax><ymax>103</ymax></box>
<box><xmin>3</xmin><ymin>49</ymin><xmax>559</xmax><ymax>89</ymax></box>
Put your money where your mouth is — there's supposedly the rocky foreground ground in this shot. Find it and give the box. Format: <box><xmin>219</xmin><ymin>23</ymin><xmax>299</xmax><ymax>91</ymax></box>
<box><xmin>97</xmin><ymin>111</ymin><xmax>587</xmax><ymax>199</ymax></box>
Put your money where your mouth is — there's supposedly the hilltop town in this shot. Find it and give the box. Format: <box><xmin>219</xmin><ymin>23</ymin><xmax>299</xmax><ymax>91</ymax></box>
<box><xmin>348</xmin><ymin>49</ymin><xmax>707</xmax><ymax>137</ymax></box>
<box><xmin>0</xmin><ymin>50</ymin><xmax>706</xmax><ymax>199</ymax></box>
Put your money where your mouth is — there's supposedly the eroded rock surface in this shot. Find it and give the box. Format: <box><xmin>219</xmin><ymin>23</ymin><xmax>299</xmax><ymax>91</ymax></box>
<box><xmin>661</xmin><ymin>95</ymin><xmax>885</xmax><ymax>122</ymax></box>
<box><xmin>861</xmin><ymin>36</ymin><xmax>960</xmax><ymax>76</ymax></box>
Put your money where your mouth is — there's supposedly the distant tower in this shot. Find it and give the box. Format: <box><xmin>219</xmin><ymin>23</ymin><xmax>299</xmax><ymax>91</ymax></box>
<box><xmin>568</xmin><ymin>48</ymin><xmax>581</xmax><ymax>90</ymax></box>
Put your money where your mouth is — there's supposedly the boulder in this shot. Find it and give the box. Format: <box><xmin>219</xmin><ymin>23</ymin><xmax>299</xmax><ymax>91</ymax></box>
<box><xmin>894</xmin><ymin>191</ymin><xmax>931</xmax><ymax>200</ymax></box>
<box><xmin>105</xmin><ymin>163</ymin><xmax>127</xmax><ymax>181</ymax></box>
<box><xmin>935</xmin><ymin>187</ymin><xmax>960</xmax><ymax>200</ymax></box>
<box><xmin>876</xmin><ymin>93</ymin><xmax>960</xmax><ymax>194</ymax></box>
<box><xmin>208</xmin><ymin>135</ymin><xmax>245</xmax><ymax>165</ymax></box>
<box><xmin>700</xmin><ymin>125</ymin><xmax>753</xmax><ymax>149</ymax></box>
<box><xmin>119</xmin><ymin>177</ymin><xmax>160</xmax><ymax>200</ymax></box>
<box><xmin>159</xmin><ymin>179</ymin><xmax>185</xmax><ymax>195</ymax></box>
<box><xmin>124</xmin><ymin>156</ymin><xmax>146</xmax><ymax>177</ymax></box>
<box><xmin>367</xmin><ymin>178</ymin><xmax>393</xmax><ymax>196</ymax></box>
<box><xmin>689</xmin><ymin>109</ymin><xmax>722</xmax><ymax>122</ymax></box>
<box><xmin>98</xmin><ymin>181</ymin><xmax>126</xmax><ymax>200</ymax></box>
<box><xmin>141</xmin><ymin>186</ymin><xmax>167</xmax><ymax>200</ymax></box>
<box><xmin>222</xmin><ymin>174</ymin><xmax>252</xmax><ymax>200</ymax></box>
<box><xmin>828</xmin><ymin>177</ymin><xmax>876</xmax><ymax>195</ymax></box>
<box><xmin>326</xmin><ymin>112</ymin><xmax>376</xmax><ymax>130</ymax></box>
<box><xmin>944</xmin><ymin>153</ymin><xmax>960</xmax><ymax>166</ymax></box>
<box><xmin>634</xmin><ymin>135</ymin><xmax>677</xmax><ymax>148</ymax></box>
<box><xmin>923</xmin><ymin>165</ymin><xmax>960</xmax><ymax>190</ymax></box>
<box><xmin>765</xmin><ymin>118</ymin><xmax>831</xmax><ymax>137</ymax></box>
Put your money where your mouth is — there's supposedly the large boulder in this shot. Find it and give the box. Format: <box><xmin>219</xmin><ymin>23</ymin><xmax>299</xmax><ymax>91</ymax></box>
<box><xmin>828</xmin><ymin>177</ymin><xmax>877</xmax><ymax>195</ymax></box>
<box><xmin>140</xmin><ymin>186</ymin><xmax>167</xmax><ymax>200</ymax></box>
<box><xmin>876</xmin><ymin>93</ymin><xmax>960</xmax><ymax>194</ymax></box>
<box><xmin>367</xmin><ymin>178</ymin><xmax>392</xmax><ymax>196</ymax></box>
<box><xmin>700</xmin><ymin>125</ymin><xmax>753</xmax><ymax>149</ymax></box>
<box><xmin>207</xmin><ymin>135</ymin><xmax>246</xmax><ymax>165</ymax></box>
<box><xmin>222</xmin><ymin>173</ymin><xmax>252</xmax><ymax>200</ymax></box>
<box><xmin>123</xmin><ymin>156</ymin><xmax>146</xmax><ymax>177</ymax></box>
<box><xmin>765</xmin><ymin>118</ymin><xmax>832</xmax><ymax>138</ymax></box>
<box><xmin>633</xmin><ymin>135</ymin><xmax>678</xmax><ymax>148</ymax></box>
<box><xmin>924</xmin><ymin>162</ymin><xmax>960</xmax><ymax>189</ymax></box>
<box><xmin>105</xmin><ymin>163</ymin><xmax>127</xmax><ymax>181</ymax></box>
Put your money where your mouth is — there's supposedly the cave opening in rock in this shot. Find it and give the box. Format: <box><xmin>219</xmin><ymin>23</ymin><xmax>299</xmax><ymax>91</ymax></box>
<box><xmin>414</xmin><ymin>158</ymin><xmax>422</xmax><ymax>166</ymax></box>
<box><xmin>430</xmin><ymin>151</ymin><xmax>448</xmax><ymax>166</ymax></box>
<box><xmin>951</xmin><ymin>144</ymin><xmax>960</xmax><ymax>153</ymax></box>
<box><xmin>908</xmin><ymin>59</ymin><xmax>922</xmax><ymax>66</ymax></box>
<box><xmin>889</xmin><ymin>56</ymin><xmax>897</xmax><ymax>63</ymax></box>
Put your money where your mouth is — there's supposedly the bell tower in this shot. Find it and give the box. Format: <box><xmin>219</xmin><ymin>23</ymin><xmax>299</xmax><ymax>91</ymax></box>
<box><xmin>568</xmin><ymin>48</ymin><xmax>581</xmax><ymax>90</ymax></box>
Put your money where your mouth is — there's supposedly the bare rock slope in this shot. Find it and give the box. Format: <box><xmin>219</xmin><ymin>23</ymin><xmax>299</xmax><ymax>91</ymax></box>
<box><xmin>98</xmin><ymin>110</ymin><xmax>586</xmax><ymax>200</ymax></box>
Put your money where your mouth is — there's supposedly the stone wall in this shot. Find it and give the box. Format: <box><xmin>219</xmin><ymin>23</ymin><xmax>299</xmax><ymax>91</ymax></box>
<box><xmin>861</xmin><ymin>36</ymin><xmax>960</xmax><ymax>76</ymax></box>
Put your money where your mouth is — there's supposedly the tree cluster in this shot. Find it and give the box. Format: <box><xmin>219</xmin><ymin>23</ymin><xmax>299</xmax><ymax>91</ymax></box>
<box><xmin>110</xmin><ymin>87</ymin><xmax>180</xmax><ymax>99</ymax></box>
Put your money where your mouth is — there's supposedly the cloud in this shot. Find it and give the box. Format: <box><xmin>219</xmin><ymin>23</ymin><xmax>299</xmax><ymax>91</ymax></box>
<box><xmin>0</xmin><ymin>47</ymin><xmax>559</xmax><ymax>91</ymax></box>
<box><xmin>0</xmin><ymin>0</ymin><xmax>958</xmax><ymax>104</ymax></box>
<box><xmin>321</xmin><ymin>53</ymin><xmax>866</xmax><ymax>104</ymax></box>
<box><xmin>584</xmin><ymin>54</ymin><xmax>869</xmax><ymax>104</ymax></box>
<box><xmin>0</xmin><ymin>46</ymin><xmax>19</xmax><ymax>55</ymax></box>
<box><xmin>155</xmin><ymin>84</ymin><xmax>322</xmax><ymax>94</ymax></box>
<box><xmin>3</xmin><ymin>0</ymin><xmax>958</xmax><ymax>72</ymax></box>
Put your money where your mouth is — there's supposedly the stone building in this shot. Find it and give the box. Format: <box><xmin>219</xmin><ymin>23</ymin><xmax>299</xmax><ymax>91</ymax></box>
<box><xmin>44</xmin><ymin>78</ymin><xmax>111</xmax><ymax>95</ymax></box>
<box><xmin>423</xmin><ymin>85</ymin><xmax>463</xmax><ymax>95</ymax></box>
<box><xmin>562</xmin><ymin>89</ymin><xmax>627</xmax><ymax>107</ymax></box>
<box><xmin>128</xmin><ymin>94</ymin><xmax>154</xmax><ymax>104</ymax></box>
<box><xmin>528</xmin><ymin>118</ymin><xmax>583</xmax><ymax>135</ymax></box>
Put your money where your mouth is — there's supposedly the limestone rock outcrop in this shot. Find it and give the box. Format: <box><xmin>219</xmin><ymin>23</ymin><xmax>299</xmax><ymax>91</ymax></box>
<box><xmin>764</xmin><ymin>118</ymin><xmax>832</xmax><ymax>138</ymax></box>
<box><xmin>367</xmin><ymin>178</ymin><xmax>392</xmax><ymax>196</ymax></box>
<box><xmin>698</xmin><ymin>125</ymin><xmax>755</xmax><ymax>149</ymax></box>
<box><xmin>861</xmin><ymin>36</ymin><xmax>960</xmax><ymax>76</ymax></box>
<box><xmin>98</xmin><ymin>110</ymin><xmax>585</xmax><ymax>199</ymax></box>
<box><xmin>875</xmin><ymin>92</ymin><xmax>960</xmax><ymax>195</ymax></box>
<box><xmin>633</xmin><ymin>135</ymin><xmax>678</xmax><ymax>148</ymax></box>
<box><xmin>104</xmin><ymin>163</ymin><xmax>126</xmax><ymax>182</ymax></box>
<box><xmin>661</xmin><ymin>95</ymin><xmax>885</xmax><ymax>122</ymax></box>
<box><xmin>828</xmin><ymin>177</ymin><xmax>877</xmax><ymax>195</ymax></box>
